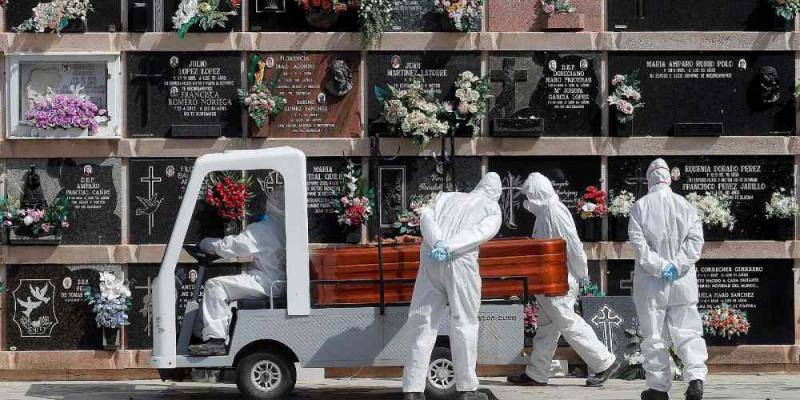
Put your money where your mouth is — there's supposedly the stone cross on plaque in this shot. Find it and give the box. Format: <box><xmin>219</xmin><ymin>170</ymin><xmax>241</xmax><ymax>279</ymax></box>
<box><xmin>624</xmin><ymin>166</ymin><xmax>649</xmax><ymax>199</ymax></box>
<box><xmin>256</xmin><ymin>0</ymin><xmax>287</xmax><ymax>13</ymax></box>
<box><xmin>490</xmin><ymin>58</ymin><xmax>528</xmax><ymax>117</ymax></box>
<box><xmin>134</xmin><ymin>277</ymin><xmax>153</xmax><ymax>337</ymax></box>
<box><xmin>500</xmin><ymin>172</ymin><xmax>525</xmax><ymax>230</ymax></box>
<box><xmin>591</xmin><ymin>304</ymin><xmax>623</xmax><ymax>353</ymax></box>
<box><xmin>620</xmin><ymin>270</ymin><xmax>635</xmax><ymax>291</ymax></box>
<box><xmin>137</xmin><ymin>166</ymin><xmax>163</xmax><ymax>236</ymax></box>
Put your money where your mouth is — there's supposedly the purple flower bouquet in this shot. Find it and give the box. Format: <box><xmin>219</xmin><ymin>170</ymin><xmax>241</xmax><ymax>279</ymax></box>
<box><xmin>22</xmin><ymin>85</ymin><xmax>108</xmax><ymax>138</ymax></box>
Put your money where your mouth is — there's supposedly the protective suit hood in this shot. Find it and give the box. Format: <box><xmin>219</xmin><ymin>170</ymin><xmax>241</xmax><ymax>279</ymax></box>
<box><xmin>647</xmin><ymin>158</ymin><xmax>671</xmax><ymax>190</ymax></box>
<box><xmin>472</xmin><ymin>172</ymin><xmax>502</xmax><ymax>202</ymax></box>
<box><xmin>522</xmin><ymin>173</ymin><xmax>559</xmax><ymax>216</ymax></box>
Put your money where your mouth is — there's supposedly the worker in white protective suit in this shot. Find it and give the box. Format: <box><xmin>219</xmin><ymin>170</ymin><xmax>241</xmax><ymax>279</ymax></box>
<box><xmin>507</xmin><ymin>173</ymin><xmax>619</xmax><ymax>387</ymax></box>
<box><xmin>401</xmin><ymin>173</ymin><xmax>503</xmax><ymax>400</ymax></box>
<box><xmin>188</xmin><ymin>189</ymin><xmax>287</xmax><ymax>356</ymax></box>
<box><xmin>629</xmin><ymin>158</ymin><xmax>706</xmax><ymax>400</ymax></box>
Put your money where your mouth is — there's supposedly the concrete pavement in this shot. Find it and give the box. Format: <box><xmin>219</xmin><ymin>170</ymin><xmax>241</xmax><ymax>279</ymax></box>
<box><xmin>1</xmin><ymin>375</ymin><xmax>799</xmax><ymax>399</ymax></box>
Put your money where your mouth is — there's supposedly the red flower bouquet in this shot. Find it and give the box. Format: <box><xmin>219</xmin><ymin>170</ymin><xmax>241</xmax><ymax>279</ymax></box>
<box><xmin>702</xmin><ymin>303</ymin><xmax>750</xmax><ymax>340</ymax></box>
<box><xmin>577</xmin><ymin>185</ymin><xmax>608</xmax><ymax>219</ymax></box>
<box><xmin>205</xmin><ymin>174</ymin><xmax>254</xmax><ymax>221</ymax></box>
<box><xmin>296</xmin><ymin>0</ymin><xmax>356</xmax><ymax>13</ymax></box>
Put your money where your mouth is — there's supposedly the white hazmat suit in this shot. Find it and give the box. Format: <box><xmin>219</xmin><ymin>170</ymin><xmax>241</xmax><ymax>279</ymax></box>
<box><xmin>197</xmin><ymin>190</ymin><xmax>287</xmax><ymax>341</ymax></box>
<box><xmin>402</xmin><ymin>173</ymin><xmax>503</xmax><ymax>394</ymax></box>
<box><xmin>629</xmin><ymin>159</ymin><xmax>707</xmax><ymax>393</ymax></box>
<box><xmin>520</xmin><ymin>173</ymin><xmax>616</xmax><ymax>383</ymax></box>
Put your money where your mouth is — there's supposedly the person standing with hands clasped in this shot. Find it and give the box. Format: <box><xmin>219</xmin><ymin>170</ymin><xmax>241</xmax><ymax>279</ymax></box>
<box><xmin>629</xmin><ymin>158</ymin><xmax>707</xmax><ymax>400</ymax></box>
<box><xmin>507</xmin><ymin>173</ymin><xmax>619</xmax><ymax>388</ymax></box>
<box><xmin>401</xmin><ymin>173</ymin><xmax>503</xmax><ymax>400</ymax></box>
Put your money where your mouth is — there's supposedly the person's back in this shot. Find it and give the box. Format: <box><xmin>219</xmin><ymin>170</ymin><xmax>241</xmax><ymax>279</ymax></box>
<box><xmin>631</xmin><ymin>189</ymin><xmax>699</xmax><ymax>274</ymax></box>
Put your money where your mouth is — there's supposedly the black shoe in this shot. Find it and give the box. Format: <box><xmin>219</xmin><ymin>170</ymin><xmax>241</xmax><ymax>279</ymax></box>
<box><xmin>506</xmin><ymin>373</ymin><xmax>547</xmax><ymax>386</ymax></box>
<box><xmin>586</xmin><ymin>359</ymin><xmax>621</xmax><ymax>387</ymax></box>
<box><xmin>187</xmin><ymin>339</ymin><xmax>226</xmax><ymax>356</ymax></box>
<box><xmin>458</xmin><ymin>391</ymin><xmax>488</xmax><ymax>400</ymax></box>
<box><xmin>641</xmin><ymin>389</ymin><xmax>670</xmax><ymax>400</ymax></box>
<box><xmin>402</xmin><ymin>393</ymin><xmax>426</xmax><ymax>400</ymax></box>
<box><xmin>685</xmin><ymin>380</ymin><xmax>704</xmax><ymax>400</ymax></box>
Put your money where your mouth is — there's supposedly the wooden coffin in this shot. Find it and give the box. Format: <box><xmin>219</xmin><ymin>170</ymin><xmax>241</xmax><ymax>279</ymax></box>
<box><xmin>310</xmin><ymin>238</ymin><xmax>568</xmax><ymax>306</ymax></box>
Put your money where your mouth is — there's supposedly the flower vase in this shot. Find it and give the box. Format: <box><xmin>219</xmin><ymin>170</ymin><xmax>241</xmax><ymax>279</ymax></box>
<box><xmin>579</xmin><ymin>218</ymin><xmax>602</xmax><ymax>242</ymax></box>
<box><xmin>439</xmin><ymin>15</ymin><xmax>459</xmax><ymax>32</ymax></box>
<box><xmin>613</xmin><ymin>118</ymin><xmax>634</xmax><ymax>137</ymax></box>
<box><xmin>102</xmin><ymin>328</ymin><xmax>120</xmax><ymax>351</ymax></box>
<box><xmin>544</xmin><ymin>13</ymin><xmax>586</xmax><ymax>31</ymax></box>
<box><xmin>704</xmin><ymin>334</ymin><xmax>742</xmax><ymax>347</ymax></box>
<box><xmin>773</xmin><ymin>220</ymin><xmax>794</xmax><ymax>241</ymax></box>
<box><xmin>305</xmin><ymin>8</ymin><xmax>339</xmax><ymax>29</ymax></box>
<box><xmin>345</xmin><ymin>228</ymin><xmax>362</xmax><ymax>244</ymax></box>
<box><xmin>8</xmin><ymin>227</ymin><xmax>63</xmax><ymax>245</ymax></box>
<box><xmin>702</xmin><ymin>224</ymin><xmax>729</xmax><ymax>242</ymax></box>
<box><xmin>60</xmin><ymin>18</ymin><xmax>88</xmax><ymax>33</ymax></box>
<box><xmin>610</xmin><ymin>216</ymin><xmax>629</xmax><ymax>242</ymax></box>
<box><xmin>29</xmin><ymin>127</ymin><xmax>89</xmax><ymax>138</ymax></box>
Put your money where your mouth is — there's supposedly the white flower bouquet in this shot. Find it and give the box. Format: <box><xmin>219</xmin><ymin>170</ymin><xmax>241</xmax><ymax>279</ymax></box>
<box><xmin>446</xmin><ymin>71</ymin><xmax>491</xmax><ymax>135</ymax></box>
<box><xmin>433</xmin><ymin>0</ymin><xmax>483</xmax><ymax>32</ymax></box>
<box><xmin>15</xmin><ymin>0</ymin><xmax>93</xmax><ymax>33</ymax></box>
<box><xmin>608</xmin><ymin>190</ymin><xmax>636</xmax><ymax>218</ymax></box>
<box><xmin>375</xmin><ymin>78</ymin><xmax>450</xmax><ymax>147</ymax></box>
<box><xmin>686</xmin><ymin>192</ymin><xmax>736</xmax><ymax>230</ymax></box>
<box><xmin>765</xmin><ymin>188</ymin><xmax>798</xmax><ymax>219</ymax></box>
<box><xmin>608</xmin><ymin>71</ymin><xmax>644</xmax><ymax>124</ymax></box>
<box><xmin>172</xmin><ymin>0</ymin><xmax>241</xmax><ymax>39</ymax></box>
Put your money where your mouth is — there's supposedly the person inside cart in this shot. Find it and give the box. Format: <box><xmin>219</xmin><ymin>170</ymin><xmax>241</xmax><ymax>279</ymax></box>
<box><xmin>188</xmin><ymin>188</ymin><xmax>287</xmax><ymax>356</ymax></box>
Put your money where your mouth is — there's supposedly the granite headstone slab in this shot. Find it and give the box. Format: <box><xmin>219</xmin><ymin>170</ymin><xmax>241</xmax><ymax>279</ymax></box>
<box><xmin>488</xmin><ymin>156</ymin><xmax>602</xmax><ymax>241</ymax></box>
<box><xmin>608</xmin><ymin>0</ymin><xmax>792</xmax><ymax>31</ymax></box>
<box><xmin>580</xmin><ymin>296</ymin><xmax>639</xmax><ymax>370</ymax></box>
<box><xmin>4</xmin><ymin>159</ymin><xmax>122</xmax><ymax>245</ymax></box>
<box><xmin>248</xmin><ymin>0</ymin><xmax>359</xmax><ymax>31</ymax></box>
<box><xmin>606</xmin><ymin>259</ymin><xmax>795</xmax><ymax>345</ymax></box>
<box><xmin>608</xmin><ymin>156</ymin><xmax>795</xmax><ymax>241</ymax></box>
<box><xmin>608</xmin><ymin>52</ymin><xmax>795</xmax><ymax>136</ymax></box>
<box><xmin>129</xmin><ymin>158</ymin><xmax>237</xmax><ymax>245</ymax></box>
<box><xmin>252</xmin><ymin>52</ymin><xmax>362</xmax><ymax>138</ymax></box>
<box><xmin>376</xmin><ymin>157</ymin><xmax>482</xmax><ymax>230</ymax></box>
<box><xmin>249</xmin><ymin>158</ymin><xmax>351</xmax><ymax>243</ymax></box>
<box><xmin>487</xmin><ymin>0</ymin><xmax>602</xmax><ymax>32</ymax></box>
<box><xmin>367</xmin><ymin>52</ymin><xmax>481</xmax><ymax>136</ymax></box>
<box><xmin>127</xmin><ymin>263</ymin><xmax>242</xmax><ymax>350</ymax></box>
<box><xmin>489</xmin><ymin>52</ymin><xmax>601</xmax><ymax>136</ymax></box>
<box><xmin>127</xmin><ymin>52</ymin><xmax>242</xmax><ymax>138</ymax></box>
<box><xmin>6</xmin><ymin>0</ymin><xmax>122</xmax><ymax>32</ymax></box>
<box><xmin>164</xmin><ymin>0</ymin><xmax>242</xmax><ymax>32</ymax></box>
<box><xmin>6</xmin><ymin>264</ymin><xmax>123</xmax><ymax>351</ymax></box>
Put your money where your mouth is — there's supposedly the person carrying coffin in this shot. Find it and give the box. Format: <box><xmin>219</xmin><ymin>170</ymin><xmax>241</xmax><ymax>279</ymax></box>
<box><xmin>401</xmin><ymin>173</ymin><xmax>503</xmax><ymax>400</ymax></box>
<box><xmin>188</xmin><ymin>188</ymin><xmax>287</xmax><ymax>357</ymax></box>
<box><xmin>507</xmin><ymin>173</ymin><xmax>620</xmax><ymax>387</ymax></box>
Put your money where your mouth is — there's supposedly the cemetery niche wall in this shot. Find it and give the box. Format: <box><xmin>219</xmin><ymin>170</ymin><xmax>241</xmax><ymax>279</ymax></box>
<box><xmin>487</xmin><ymin>0</ymin><xmax>602</xmax><ymax>32</ymax></box>
<box><xmin>488</xmin><ymin>52</ymin><xmax>601</xmax><ymax>137</ymax></box>
<box><xmin>6</xmin><ymin>0</ymin><xmax>122</xmax><ymax>32</ymax></box>
<box><xmin>606</xmin><ymin>259</ymin><xmax>795</xmax><ymax>346</ymax></box>
<box><xmin>608</xmin><ymin>52</ymin><xmax>795</xmax><ymax>137</ymax></box>
<box><xmin>608</xmin><ymin>156</ymin><xmax>795</xmax><ymax>241</ymax></box>
<box><xmin>248</xmin><ymin>0</ymin><xmax>360</xmax><ymax>32</ymax></box>
<box><xmin>607</xmin><ymin>0</ymin><xmax>793</xmax><ymax>31</ymax></box>
<box><xmin>127</xmin><ymin>52</ymin><xmax>242</xmax><ymax>138</ymax></box>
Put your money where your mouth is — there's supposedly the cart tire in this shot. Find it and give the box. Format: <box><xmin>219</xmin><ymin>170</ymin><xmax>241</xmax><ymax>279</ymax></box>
<box><xmin>426</xmin><ymin>346</ymin><xmax>458</xmax><ymax>400</ymax></box>
<box><xmin>237</xmin><ymin>351</ymin><xmax>296</xmax><ymax>400</ymax></box>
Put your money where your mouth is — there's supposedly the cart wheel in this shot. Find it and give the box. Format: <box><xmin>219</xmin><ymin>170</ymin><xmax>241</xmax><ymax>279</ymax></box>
<box><xmin>426</xmin><ymin>346</ymin><xmax>457</xmax><ymax>400</ymax></box>
<box><xmin>237</xmin><ymin>351</ymin><xmax>296</xmax><ymax>400</ymax></box>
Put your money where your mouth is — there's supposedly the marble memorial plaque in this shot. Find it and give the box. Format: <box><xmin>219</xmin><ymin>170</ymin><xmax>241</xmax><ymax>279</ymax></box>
<box><xmin>7</xmin><ymin>0</ymin><xmax>122</xmax><ymax>32</ymax></box>
<box><xmin>489</xmin><ymin>156</ymin><xmax>602</xmax><ymax>241</ymax></box>
<box><xmin>580</xmin><ymin>296</ymin><xmax>639</xmax><ymax>370</ymax></box>
<box><xmin>608</xmin><ymin>0</ymin><xmax>792</xmax><ymax>31</ymax></box>
<box><xmin>248</xmin><ymin>0</ymin><xmax>359</xmax><ymax>32</ymax></box>
<box><xmin>127</xmin><ymin>52</ymin><xmax>242</xmax><ymax>138</ymax></box>
<box><xmin>6</xmin><ymin>264</ymin><xmax>123</xmax><ymax>351</ymax></box>
<box><xmin>608</xmin><ymin>156</ymin><xmax>795</xmax><ymax>241</ymax></box>
<box><xmin>489</xmin><ymin>52</ymin><xmax>600</xmax><ymax>136</ymax></box>
<box><xmin>487</xmin><ymin>0</ymin><xmax>602</xmax><ymax>32</ymax></box>
<box><xmin>252</xmin><ymin>52</ymin><xmax>361</xmax><ymax>138</ymax></box>
<box><xmin>127</xmin><ymin>263</ymin><xmax>242</xmax><ymax>350</ymax></box>
<box><xmin>5</xmin><ymin>159</ymin><xmax>122</xmax><ymax>245</ymax></box>
<box><xmin>608</xmin><ymin>52</ymin><xmax>795</xmax><ymax>136</ymax></box>
<box><xmin>367</xmin><ymin>52</ymin><xmax>481</xmax><ymax>136</ymax></box>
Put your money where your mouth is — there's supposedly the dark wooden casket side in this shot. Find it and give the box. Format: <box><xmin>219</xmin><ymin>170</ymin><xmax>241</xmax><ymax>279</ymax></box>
<box><xmin>310</xmin><ymin>238</ymin><xmax>568</xmax><ymax>306</ymax></box>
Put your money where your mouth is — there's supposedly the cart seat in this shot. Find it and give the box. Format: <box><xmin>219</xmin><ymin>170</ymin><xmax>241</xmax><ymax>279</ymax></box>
<box><xmin>235</xmin><ymin>297</ymin><xmax>286</xmax><ymax>310</ymax></box>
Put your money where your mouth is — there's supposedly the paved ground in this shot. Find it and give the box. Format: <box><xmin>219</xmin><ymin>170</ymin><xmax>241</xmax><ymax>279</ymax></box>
<box><xmin>2</xmin><ymin>374</ymin><xmax>800</xmax><ymax>400</ymax></box>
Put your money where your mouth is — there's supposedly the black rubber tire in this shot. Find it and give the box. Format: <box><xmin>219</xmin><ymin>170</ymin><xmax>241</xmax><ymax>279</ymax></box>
<box><xmin>236</xmin><ymin>351</ymin><xmax>297</xmax><ymax>400</ymax></box>
<box><xmin>426</xmin><ymin>346</ymin><xmax>458</xmax><ymax>400</ymax></box>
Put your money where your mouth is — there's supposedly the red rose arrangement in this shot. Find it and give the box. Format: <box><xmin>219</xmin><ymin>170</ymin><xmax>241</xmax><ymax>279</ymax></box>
<box><xmin>296</xmin><ymin>0</ymin><xmax>357</xmax><ymax>13</ymax></box>
<box><xmin>577</xmin><ymin>185</ymin><xmax>608</xmax><ymax>219</ymax></box>
<box><xmin>205</xmin><ymin>174</ymin><xmax>254</xmax><ymax>221</ymax></box>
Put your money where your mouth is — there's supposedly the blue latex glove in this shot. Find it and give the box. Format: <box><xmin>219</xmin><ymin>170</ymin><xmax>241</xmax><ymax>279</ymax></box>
<box><xmin>662</xmin><ymin>263</ymin><xmax>679</xmax><ymax>283</ymax></box>
<box><xmin>429</xmin><ymin>240</ymin><xmax>450</xmax><ymax>262</ymax></box>
<box><xmin>252</xmin><ymin>213</ymin><xmax>271</xmax><ymax>223</ymax></box>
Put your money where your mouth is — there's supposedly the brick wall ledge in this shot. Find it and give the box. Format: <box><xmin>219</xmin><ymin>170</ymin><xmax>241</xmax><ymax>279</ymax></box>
<box><xmin>0</xmin><ymin>137</ymin><xmax>796</xmax><ymax>158</ymax></box>
<box><xmin>0</xmin><ymin>32</ymin><xmax>797</xmax><ymax>52</ymax></box>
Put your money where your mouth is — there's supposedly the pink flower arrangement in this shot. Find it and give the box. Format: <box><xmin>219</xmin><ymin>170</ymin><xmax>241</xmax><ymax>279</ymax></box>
<box><xmin>0</xmin><ymin>196</ymin><xmax>71</xmax><ymax>238</ymax></box>
<box><xmin>703</xmin><ymin>303</ymin><xmax>750</xmax><ymax>340</ymax></box>
<box><xmin>336</xmin><ymin>160</ymin><xmax>374</xmax><ymax>228</ymax></box>
<box><xmin>608</xmin><ymin>71</ymin><xmax>644</xmax><ymax>124</ymax></box>
<box><xmin>541</xmin><ymin>0</ymin><xmax>576</xmax><ymax>15</ymax></box>
<box><xmin>524</xmin><ymin>303</ymin><xmax>539</xmax><ymax>334</ymax></box>
<box><xmin>23</xmin><ymin>86</ymin><xmax>108</xmax><ymax>133</ymax></box>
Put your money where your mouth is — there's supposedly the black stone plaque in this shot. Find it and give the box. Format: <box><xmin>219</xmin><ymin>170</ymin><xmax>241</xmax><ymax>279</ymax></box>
<box><xmin>249</xmin><ymin>158</ymin><xmax>351</xmax><ymax>243</ymax></box>
<box><xmin>164</xmin><ymin>0</ymin><xmax>242</xmax><ymax>33</ymax></box>
<box><xmin>608</xmin><ymin>52</ymin><xmax>795</xmax><ymax>136</ymax></box>
<box><xmin>127</xmin><ymin>52</ymin><xmax>242</xmax><ymax>138</ymax></box>
<box><xmin>608</xmin><ymin>0</ymin><xmax>793</xmax><ymax>31</ymax></box>
<box><xmin>488</xmin><ymin>156</ymin><xmax>602</xmax><ymax>242</ymax></box>
<box><xmin>5</xmin><ymin>159</ymin><xmax>122</xmax><ymax>245</ymax></box>
<box><xmin>580</xmin><ymin>296</ymin><xmax>639</xmax><ymax>370</ymax></box>
<box><xmin>129</xmin><ymin>158</ymin><xmax>238</xmax><ymax>245</ymax></box>
<box><xmin>127</xmin><ymin>263</ymin><xmax>242</xmax><ymax>350</ymax></box>
<box><xmin>6</xmin><ymin>0</ymin><xmax>122</xmax><ymax>32</ymax></box>
<box><xmin>128</xmin><ymin>0</ymin><xmax>155</xmax><ymax>32</ymax></box>
<box><xmin>374</xmin><ymin>157</ymin><xmax>482</xmax><ymax>232</ymax></box>
<box><xmin>248</xmin><ymin>0</ymin><xmax>359</xmax><ymax>31</ymax></box>
<box><xmin>489</xmin><ymin>52</ymin><xmax>600</xmax><ymax>137</ymax></box>
<box><xmin>607</xmin><ymin>259</ymin><xmax>795</xmax><ymax>345</ymax></box>
<box><xmin>608</xmin><ymin>156</ymin><xmax>795</xmax><ymax>241</ymax></box>
<box><xmin>389</xmin><ymin>0</ymin><xmax>479</xmax><ymax>32</ymax></box>
<box><xmin>367</xmin><ymin>52</ymin><xmax>481</xmax><ymax>136</ymax></box>
<box><xmin>7</xmin><ymin>264</ymin><xmax>123</xmax><ymax>351</ymax></box>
